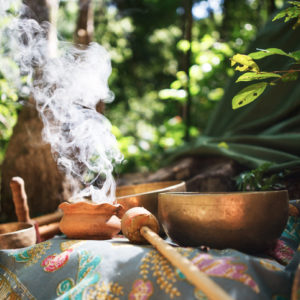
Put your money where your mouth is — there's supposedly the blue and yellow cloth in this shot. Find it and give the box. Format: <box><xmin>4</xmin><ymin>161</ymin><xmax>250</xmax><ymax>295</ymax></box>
<box><xmin>0</xmin><ymin>202</ymin><xmax>299</xmax><ymax>300</ymax></box>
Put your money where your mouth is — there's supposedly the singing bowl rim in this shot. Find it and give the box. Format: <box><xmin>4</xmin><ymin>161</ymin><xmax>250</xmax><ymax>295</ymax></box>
<box><xmin>159</xmin><ymin>190</ymin><xmax>289</xmax><ymax>197</ymax></box>
<box><xmin>0</xmin><ymin>222</ymin><xmax>36</xmax><ymax>250</ymax></box>
<box><xmin>158</xmin><ymin>190</ymin><xmax>290</xmax><ymax>208</ymax></box>
<box><xmin>0</xmin><ymin>222</ymin><xmax>35</xmax><ymax>237</ymax></box>
<box><xmin>116</xmin><ymin>180</ymin><xmax>186</xmax><ymax>199</ymax></box>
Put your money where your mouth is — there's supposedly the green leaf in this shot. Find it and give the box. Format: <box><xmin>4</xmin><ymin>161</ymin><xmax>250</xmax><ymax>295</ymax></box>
<box><xmin>273</xmin><ymin>11</ymin><xmax>286</xmax><ymax>21</ymax></box>
<box><xmin>288</xmin><ymin>1</ymin><xmax>300</xmax><ymax>7</ymax></box>
<box><xmin>291</xmin><ymin>50</ymin><xmax>300</xmax><ymax>61</ymax></box>
<box><xmin>249</xmin><ymin>48</ymin><xmax>292</xmax><ymax>59</ymax></box>
<box><xmin>281</xmin><ymin>72</ymin><xmax>299</xmax><ymax>82</ymax></box>
<box><xmin>236</xmin><ymin>72</ymin><xmax>281</xmax><ymax>82</ymax></box>
<box><xmin>231</xmin><ymin>54</ymin><xmax>259</xmax><ymax>72</ymax></box>
<box><xmin>273</xmin><ymin>5</ymin><xmax>300</xmax><ymax>22</ymax></box>
<box><xmin>232</xmin><ymin>82</ymin><xmax>268</xmax><ymax>109</ymax></box>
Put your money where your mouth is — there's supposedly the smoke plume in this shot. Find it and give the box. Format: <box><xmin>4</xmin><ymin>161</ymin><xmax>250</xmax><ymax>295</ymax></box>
<box><xmin>0</xmin><ymin>1</ymin><xmax>123</xmax><ymax>203</ymax></box>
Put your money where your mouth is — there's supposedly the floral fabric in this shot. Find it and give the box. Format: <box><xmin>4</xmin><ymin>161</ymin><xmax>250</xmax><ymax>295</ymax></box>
<box><xmin>0</xmin><ymin>208</ymin><xmax>299</xmax><ymax>300</ymax></box>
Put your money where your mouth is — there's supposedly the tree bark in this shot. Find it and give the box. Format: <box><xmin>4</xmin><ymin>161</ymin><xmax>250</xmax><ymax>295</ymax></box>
<box><xmin>74</xmin><ymin>0</ymin><xmax>94</xmax><ymax>46</ymax></box>
<box><xmin>74</xmin><ymin>0</ymin><xmax>106</xmax><ymax>114</ymax></box>
<box><xmin>183</xmin><ymin>0</ymin><xmax>193</xmax><ymax>142</ymax></box>
<box><xmin>0</xmin><ymin>98</ymin><xmax>69</xmax><ymax>222</ymax></box>
<box><xmin>0</xmin><ymin>0</ymin><xmax>68</xmax><ymax>222</ymax></box>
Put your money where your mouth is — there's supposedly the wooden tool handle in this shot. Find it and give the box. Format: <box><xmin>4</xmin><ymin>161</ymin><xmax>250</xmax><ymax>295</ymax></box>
<box><xmin>38</xmin><ymin>222</ymin><xmax>61</xmax><ymax>240</ymax></box>
<box><xmin>33</xmin><ymin>211</ymin><xmax>63</xmax><ymax>226</ymax></box>
<box><xmin>10</xmin><ymin>177</ymin><xmax>31</xmax><ymax>223</ymax></box>
<box><xmin>141</xmin><ymin>226</ymin><xmax>233</xmax><ymax>300</ymax></box>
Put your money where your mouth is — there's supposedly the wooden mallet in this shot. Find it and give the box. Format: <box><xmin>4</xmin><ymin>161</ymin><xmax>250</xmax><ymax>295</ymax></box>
<box><xmin>121</xmin><ymin>207</ymin><xmax>233</xmax><ymax>300</ymax></box>
<box><xmin>10</xmin><ymin>177</ymin><xmax>64</xmax><ymax>242</ymax></box>
<box><xmin>10</xmin><ymin>177</ymin><xmax>41</xmax><ymax>243</ymax></box>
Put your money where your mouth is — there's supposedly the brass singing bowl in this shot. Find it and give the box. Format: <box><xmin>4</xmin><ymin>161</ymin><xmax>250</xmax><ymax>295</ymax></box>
<box><xmin>158</xmin><ymin>191</ymin><xmax>289</xmax><ymax>253</ymax></box>
<box><xmin>0</xmin><ymin>222</ymin><xmax>36</xmax><ymax>249</ymax></box>
<box><xmin>116</xmin><ymin>181</ymin><xmax>186</xmax><ymax>221</ymax></box>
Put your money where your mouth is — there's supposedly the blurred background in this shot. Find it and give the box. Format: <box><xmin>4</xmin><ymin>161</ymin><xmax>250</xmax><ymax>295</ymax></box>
<box><xmin>3</xmin><ymin>0</ymin><xmax>299</xmax><ymax>221</ymax></box>
<box><xmin>0</xmin><ymin>0</ymin><xmax>285</xmax><ymax>174</ymax></box>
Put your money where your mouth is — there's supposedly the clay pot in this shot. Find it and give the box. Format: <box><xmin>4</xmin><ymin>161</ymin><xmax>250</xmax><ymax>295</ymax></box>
<box><xmin>59</xmin><ymin>201</ymin><xmax>125</xmax><ymax>239</ymax></box>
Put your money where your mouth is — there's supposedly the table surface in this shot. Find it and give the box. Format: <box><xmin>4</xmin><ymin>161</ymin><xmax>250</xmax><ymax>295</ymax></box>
<box><xmin>0</xmin><ymin>203</ymin><xmax>300</xmax><ymax>300</ymax></box>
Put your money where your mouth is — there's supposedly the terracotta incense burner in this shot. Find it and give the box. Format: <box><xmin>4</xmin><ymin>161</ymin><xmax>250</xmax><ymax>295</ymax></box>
<box><xmin>59</xmin><ymin>181</ymin><xmax>185</xmax><ymax>240</ymax></box>
<box><xmin>59</xmin><ymin>201</ymin><xmax>125</xmax><ymax>239</ymax></box>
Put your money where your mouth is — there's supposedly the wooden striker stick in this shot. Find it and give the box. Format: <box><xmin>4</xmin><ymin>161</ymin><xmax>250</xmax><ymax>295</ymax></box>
<box><xmin>10</xmin><ymin>177</ymin><xmax>31</xmax><ymax>223</ymax></box>
<box><xmin>33</xmin><ymin>211</ymin><xmax>63</xmax><ymax>226</ymax></box>
<box><xmin>140</xmin><ymin>226</ymin><xmax>233</xmax><ymax>300</ymax></box>
<box><xmin>10</xmin><ymin>177</ymin><xmax>62</xmax><ymax>241</ymax></box>
<box><xmin>122</xmin><ymin>208</ymin><xmax>233</xmax><ymax>300</ymax></box>
<box><xmin>38</xmin><ymin>222</ymin><xmax>60</xmax><ymax>239</ymax></box>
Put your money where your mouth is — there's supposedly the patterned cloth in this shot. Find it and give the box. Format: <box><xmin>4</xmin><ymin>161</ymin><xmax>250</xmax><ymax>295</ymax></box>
<box><xmin>0</xmin><ymin>204</ymin><xmax>299</xmax><ymax>300</ymax></box>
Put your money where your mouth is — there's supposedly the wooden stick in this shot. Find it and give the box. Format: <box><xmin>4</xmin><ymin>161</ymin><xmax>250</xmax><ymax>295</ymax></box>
<box><xmin>140</xmin><ymin>226</ymin><xmax>233</xmax><ymax>300</ymax></box>
<box><xmin>10</xmin><ymin>177</ymin><xmax>42</xmax><ymax>243</ymax></box>
<box><xmin>10</xmin><ymin>177</ymin><xmax>63</xmax><ymax>226</ymax></box>
<box><xmin>33</xmin><ymin>211</ymin><xmax>63</xmax><ymax>226</ymax></box>
<box><xmin>38</xmin><ymin>222</ymin><xmax>61</xmax><ymax>240</ymax></box>
<box><xmin>10</xmin><ymin>177</ymin><xmax>31</xmax><ymax>223</ymax></box>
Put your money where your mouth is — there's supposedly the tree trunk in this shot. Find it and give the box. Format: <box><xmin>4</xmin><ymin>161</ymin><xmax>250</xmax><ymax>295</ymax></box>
<box><xmin>0</xmin><ymin>98</ymin><xmax>69</xmax><ymax>222</ymax></box>
<box><xmin>74</xmin><ymin>0</ymin><xmax>106</xmax><ymax>114</ymax></box>
<box><xmin>74</xmin><ymin>0</ymin><xmax>94</xmax><ymax>46</ymax></box>
<box><xmin>0</xmin><ymin>0</ymin><xmax>68</xmax><ymax>222</ymax></box>
<box><xmin>183</xmin><ymin>0</ymin><xmax>193</xmax><ymax>141</ymax></box>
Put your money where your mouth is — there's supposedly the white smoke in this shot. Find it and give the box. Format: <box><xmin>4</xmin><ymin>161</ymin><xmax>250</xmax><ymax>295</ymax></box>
<box><xmin>0</xmin><ymin>1</ymin><xmax>123</xmax><ymax>203</ymax></box>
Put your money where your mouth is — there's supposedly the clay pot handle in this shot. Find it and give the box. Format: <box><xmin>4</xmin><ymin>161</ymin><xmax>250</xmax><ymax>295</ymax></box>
<box><xmin>10</xmin><ymin>177</ymin><xmax>31</xmax><ymax>223</ymax></box>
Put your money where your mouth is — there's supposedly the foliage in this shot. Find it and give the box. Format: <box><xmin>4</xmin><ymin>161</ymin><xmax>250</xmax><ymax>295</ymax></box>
<box><xmin>231</xmin><ymin>1</ymin><xmax>300</xmax><ymax>109</ymax></box>
<box><xmin>0</xmin><ymin>79</ymin><xmax>19</xmax><ymax>160</ymax></box>
<box><xmin>235</xmin><ymin>163</ymin><xmax>287</xmax><ymax>191</ymax></box>
<box><xmin>101</xmin><ymin>0</ymin><xmax>274</xmax><ymax>173</ymax></box>
<box><xmin>0</xmin><ymin>6</ymin><xmax>21</xmax><ymax>162</ymax></box>
<box><xmin>272</xmin><ymin>1</ymin><xmax>300</xmax><ymax>29</ymax></box>
<box><xmin>0</xmin><ymin>0</ymin><xmax>283</xmax><ymax>173</ymax></box>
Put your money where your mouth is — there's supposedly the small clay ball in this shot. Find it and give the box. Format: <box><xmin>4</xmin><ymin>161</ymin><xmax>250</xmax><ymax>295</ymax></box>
<box><xmin>121</xmin><ymin>207</ymin><xmax>160</xmax><ymax>244</ymax></box>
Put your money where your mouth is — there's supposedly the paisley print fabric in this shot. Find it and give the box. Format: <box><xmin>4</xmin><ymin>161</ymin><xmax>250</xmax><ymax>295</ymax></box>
<box><xmin>129</xmin><ymin>279</ymin><xmax>153</xmax><ymax>300</ymax></box>
<box><xmin>191</xmin><ymin>254</ymin><xmax>259</xmax><ymax>293</ymax></box>
<box><xmin>0</xmin><ymin>207</ymin><xmax>299</xmax><ymax>300</ymax></box>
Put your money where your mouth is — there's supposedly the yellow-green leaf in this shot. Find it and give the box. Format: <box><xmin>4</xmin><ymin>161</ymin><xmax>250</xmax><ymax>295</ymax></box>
<box><xmin>273</xmin><ymin>4</ymin><xmax>300</xmax><ymax>22</ymax></box>
<box><xmin>218</xmin><ymin>142</ymin><xmax>229</xmax><ymax>149</ymax></box>
<box><xmin>288</xmin><ymin>1</ymin><xmax>300</xmax><ymax>7</ymax></box>
<box><xmin>231</xmin><ymin>54</ymin><xmax>259</xmax><ymax>72</ymax></box>
<box><xmin>249</xmin><ymin>48</ymin><xmax>292</xmax><ymax>60</ymax></box>
<box><xmin>232</xmin><ymin>82</ymin><xmax>268</xmax><ymax>109</ymax></box>
<box><xmin>236</xmin><ymin>72</ymin><xmax>281</xmax><ymax>82</ymax></box>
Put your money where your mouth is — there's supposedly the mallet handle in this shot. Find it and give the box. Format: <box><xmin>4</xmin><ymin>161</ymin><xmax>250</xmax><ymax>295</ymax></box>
<box><xmin>38</xmin><ymin>222</ymin><xmax>60</xmax><ymax>240</ymax></box>
<box><xmin>10</xmin><ymin>177</ymin><xmax>31</xmax><ymax>223</ymax></box>
<box><xmin>141</xmin><ymin>226</ymin><xmax>233</xmax><ymax>300</ymax></box>
<box><xmin>33</xmin><ymin>211</ymin><xmax>63</xmax><ymax>226</ymax></box>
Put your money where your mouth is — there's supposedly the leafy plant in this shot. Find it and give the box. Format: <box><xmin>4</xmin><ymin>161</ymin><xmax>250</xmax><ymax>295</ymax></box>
<box><xmin>231</xmin><ymin>1</ymin><xmax>300</xmax><ymax>109</ymax></box>
<box><xmin>0</xmin><ymin>78</ymin><xmax>20</xmax><ymax>162</ymax></box>
<box><xmin>273</xmin><ymin>1</ymin><xmax>300</xmax><ymax>29</ymax></box>
<box><xmin>235</xmin><ymin>163</ymin><xmax>287</xmax><ymax>191</ymax></box>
